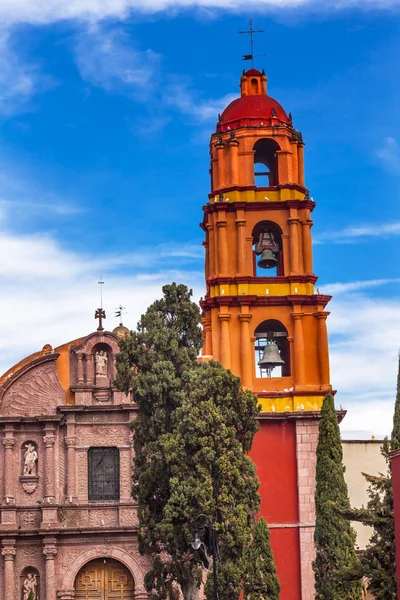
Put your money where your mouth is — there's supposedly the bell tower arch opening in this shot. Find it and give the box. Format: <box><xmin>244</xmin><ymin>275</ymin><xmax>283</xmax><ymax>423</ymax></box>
<box><xmin>252</xmin><ymin>220</ymin><xmax>283</xmax><ymax>277</ymax></box>
<box><xmin>254</xmin><ymin>319</ymin><xmax>290</xmax><ymax>379</ymax></box>
<box><xmin>74</xmin><ymin>558</ymin><xmax>135</xmax><ymax>600</ymax></box>
<box><xmin>253</xmin><ymin>138</ymin><xmax>280</xmax><ymax>187</ymax></box>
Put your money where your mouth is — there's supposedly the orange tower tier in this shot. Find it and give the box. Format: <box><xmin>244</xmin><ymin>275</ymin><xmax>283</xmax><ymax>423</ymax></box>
<box><xmin>200</xmin><ymin>69</ymin><xmax>332</xmax><ymax>600</ymax></box>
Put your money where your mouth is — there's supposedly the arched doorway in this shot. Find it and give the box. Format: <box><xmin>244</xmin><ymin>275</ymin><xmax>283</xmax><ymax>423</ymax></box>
<box><xmin>74</xmin><ymin>558</ymin><xmax>135</xmax><ymax>600</ymax></box>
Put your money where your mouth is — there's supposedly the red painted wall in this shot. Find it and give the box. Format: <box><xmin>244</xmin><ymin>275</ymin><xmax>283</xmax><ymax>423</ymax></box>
<box><xmin>251</xmin><ymin>421</ymin><xmax>301</xmax><ymax>600</ymax></box>
<box><xmin>392</xmin><ymin>451</ymin><xmax>400</xmax><ymax>598</ymax></box>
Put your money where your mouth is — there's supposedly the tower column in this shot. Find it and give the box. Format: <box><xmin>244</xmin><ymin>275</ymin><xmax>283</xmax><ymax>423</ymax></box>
<box><xmin>276</xmin><ymin>150</ymin><xmax>291</xmax><ymax>184</ymax></box>
<box><xmin>2</xmin><ymin>539</ymin><xmax>16</xmax><ymax>600</ymax></box>
<box><xmin>315</xmin><ymin>311</ymin><xmax>330</xmax><ymax>387</ymax></box>
<box><xmin>240</xmin><ymin>150</ymin><xmax>255</xmax><ymax>186</ymax></box>
<box><xmin>292</xmin><ymin>313</ymin><xmax>305</xmax><ymax>386</ymax></box>
<box><xmin>215</xmin><ymin>138</ymin><xmax>225</xmax><ymax>189</ymax></box>
<box><xmin>302</xmin><ymin>217</ymin><xmax>313</xmax><ymax>274</ymax></box>
<box><xmin>239</xmin><ymin>312</ymin><xmax>253</xmax><ymax>388</ymax></box>
<box><xmin>203</xmin><ymin>239</ymin><xmax>209</xmax><ymax>281</ymax></box>
<box><xmin>288</xmin><ymin>217</ymin><xmax>300</xmax><ymax>274</ymax></box>
<box><xmin>236</xmin><ymin>208</ymin><xmax>246</xmax><ymax>275</ymax></box>
<box><xmin>213</xmin><ymin>212</ymin><xmax>219</xmax><ymax>276</ymax></box>
<box><xmin>218</xmin><ymin>311</ymin><xmax>231</xmax><ymax>369</ymax></box>
<box><xmin>298</xmin><ymin>143</ymin><xmax>305</xmax><ymax>187</ymax></box>
<box><xmin>216</xmin><ymin>209</ymin><xmax>228</xmax><ymax>276</ymax></box>
<box><xmin>228</xmin><ymin>135</ymin><xmax>240</xmax><ymax>186</ymax></box>
<box><xmin>206</xmin><ymin>222</ymin><xmax>215</xmax><ymax>279</ymax></box>
<box><xmin>202</xmin><ymin>315</ymin><xmax>212</xmax><ymax>357</ymax></box>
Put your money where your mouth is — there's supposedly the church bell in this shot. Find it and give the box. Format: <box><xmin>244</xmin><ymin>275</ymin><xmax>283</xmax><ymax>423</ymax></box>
<box><xmin>257</xmin><ymin>248</ymin><xmax>278</xmax><ymax>269</ymax></box>
<box><xmin>258</xmin><ymin>340</ymin><xmax>285</xmax><ymax>376</ymax></box>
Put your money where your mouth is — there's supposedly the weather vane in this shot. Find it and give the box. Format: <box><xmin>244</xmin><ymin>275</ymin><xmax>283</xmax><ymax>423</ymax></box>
<box><xmin>238</xmin><ymin>19</ymin><xmax>265</xmax><ymax>68</ymax></box>
<box><xmin>114</xmin><ymin>305</ymin><xmax>127</xmax><ymax>326</ymax></box>
<box><xmin>95</xmin><ymin>277</ymin><xmax>106</xmax><ymax>331</ymax></box>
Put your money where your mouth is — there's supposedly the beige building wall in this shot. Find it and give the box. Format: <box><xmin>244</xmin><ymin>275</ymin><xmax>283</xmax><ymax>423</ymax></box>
<box><xmin>342</xmin><ymin>440</ymin><xmax>387</xmax><ymax>550</ymax></box>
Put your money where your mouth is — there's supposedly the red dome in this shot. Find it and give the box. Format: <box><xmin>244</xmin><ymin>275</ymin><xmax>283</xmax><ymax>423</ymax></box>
<box><xmin>217</xmin><ymin>94</ymin><xmax>289</xmax><ymax>132</ymax></box>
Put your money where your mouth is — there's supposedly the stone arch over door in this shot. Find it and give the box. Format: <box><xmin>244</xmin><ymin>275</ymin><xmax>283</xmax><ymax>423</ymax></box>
<box><xmin>59</xmin><ymin>547</ymin><xmax>147</xmax><ymax>598</ymax></box>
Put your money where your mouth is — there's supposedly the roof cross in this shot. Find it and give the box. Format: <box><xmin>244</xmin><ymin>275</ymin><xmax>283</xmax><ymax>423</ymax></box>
<box><xmin>238</xmin><ymin>19</ymin><xmax>265</xmax><ymax>68</ymax></box>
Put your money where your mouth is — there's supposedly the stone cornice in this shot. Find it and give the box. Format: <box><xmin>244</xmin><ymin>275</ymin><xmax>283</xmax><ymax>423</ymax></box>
<box><xmin>200</xmin><ymin>294</ymin><xmax>332</xmax><ymax>310</ymax></box>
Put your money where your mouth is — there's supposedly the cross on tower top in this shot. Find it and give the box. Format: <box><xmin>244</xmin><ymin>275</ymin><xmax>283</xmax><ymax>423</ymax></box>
<box><xmin>238</xmin><ymin>19</ymin><xmax>265</xmax><ymax>68</ymax></box>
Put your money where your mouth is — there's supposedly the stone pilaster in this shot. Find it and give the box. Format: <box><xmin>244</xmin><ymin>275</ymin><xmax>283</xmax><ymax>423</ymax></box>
<box><xmin>2</xmin><ymin>538</ymin><xmax>16</xmax><ymax>600</ymax></box>
<box><xmin>43</xmin><ymin>537</ymin><xmax>57</xmax><ymax>600</ymax></box>
<box><xmin>296</xmin><ymin>420</ymin><xmax>319</xmax><ymax>600</ymax></box>
<box><xmin>2</xmin><ymin>425</ymin><xmax>15</xmax><ymax>503</ymax></box>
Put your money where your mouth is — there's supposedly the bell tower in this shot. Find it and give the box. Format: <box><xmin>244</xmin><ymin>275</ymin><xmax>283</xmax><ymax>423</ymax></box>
<box><xmin>200</xmin><ymin>68</ymin><xmax>332</xmax><ymax>600</ymax></box>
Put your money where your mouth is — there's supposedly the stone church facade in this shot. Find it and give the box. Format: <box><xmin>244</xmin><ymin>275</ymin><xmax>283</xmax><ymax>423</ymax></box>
<box><xmin>0</xmin><ymin>325</ymin><xmax>149</xmax><ymax>600</ymax></box>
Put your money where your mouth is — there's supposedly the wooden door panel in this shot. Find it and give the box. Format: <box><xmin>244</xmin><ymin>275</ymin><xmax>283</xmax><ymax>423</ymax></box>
<box><xmin>105</xmin><ymin>563</ymin><xmax>135</xmax><ymax>599</ymax></box>
<box><xmin>75</xmin><ymin>558</ymin><xmax>135</xmax><ymax>600</ymax></box>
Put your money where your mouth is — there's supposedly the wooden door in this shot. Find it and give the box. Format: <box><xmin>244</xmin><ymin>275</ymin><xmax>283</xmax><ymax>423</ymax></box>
<box><xmin>74</xmin><ymin>558</ymin><xmax>135</xmax><ymax>600</ymax></box>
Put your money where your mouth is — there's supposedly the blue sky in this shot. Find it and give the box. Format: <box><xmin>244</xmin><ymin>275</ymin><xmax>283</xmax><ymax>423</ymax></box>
<box><xmin>0</xmin><ymin>0</ymin><xmax>399</xmax><ymax>438</ymax></box>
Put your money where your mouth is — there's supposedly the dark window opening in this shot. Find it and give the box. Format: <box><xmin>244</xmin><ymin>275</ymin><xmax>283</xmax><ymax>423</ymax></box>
<box><xmin>88</xmin><ymin>447</ymin><xmax>120</xmax><ymax>501</ymax></box>
<box><xmin>253</xmin><ymin>138</ymin><xmax>280</xmax><ymax>187</ymax></box>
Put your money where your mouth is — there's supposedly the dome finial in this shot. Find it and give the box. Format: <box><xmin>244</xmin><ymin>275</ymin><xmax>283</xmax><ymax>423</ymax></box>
<box><xmin>238</xmin><ymin>19</ymin><xmax>265</xmax><ymax>69</ymax></box>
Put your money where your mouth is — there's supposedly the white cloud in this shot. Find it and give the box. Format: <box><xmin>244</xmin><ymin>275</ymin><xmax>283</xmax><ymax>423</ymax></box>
<box><xmin>163</xmin><ymin>78</ymin><xmax>236</xmax><ymax>121</ymax></box>
<box><xmin>1</xmin><ymin>0</ymin><xmax>400</xmax><ymax>26</ymax></box>
<box><xmin>0</xmin><ymin>31</ymin><xmax>39</xmax><ymax>114</ymax></box>
<box><xmin>315</xmin><ymin>221</ymin><xmax>400</xmax><ymax>244</ymax></box>
<box><xmin>377</xmin><ymin>136</ymin><xmax>400</xmax><ymax>174</ymax></box>
<box><xmin>74</xmin><ymin>26</ymin><xmax>162</xmax><ymax>97</ymax></box>
<box><xmin>0</xmin><ymin>228</ymin><xmax>204</xmax><ymax>375</ymax></box>
<box><xmin>328</xmin><ymin>292</ymin><xmax>400</xmax><ymax>438</ymax></box>
<box><xmin>323</xmin><ymin>278</ymin><xmax>400</xmax><ymax>294</ymax></box>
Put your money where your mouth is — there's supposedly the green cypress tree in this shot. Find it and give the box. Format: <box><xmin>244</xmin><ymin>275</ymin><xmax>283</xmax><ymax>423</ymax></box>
<box><xmin>347</xmin><ymin>353</ymin><xmax>399</xmax><ymax>599</ymax></box>
<box><xmin>242</xmin><ymin>517</ymin><xmax>280</xmax><ymax>600</ymax></box>
<box><xmin>313</xmin><ymin>392</ymin><xmax>362</xmax><ymax>600</ymax></box>
<box><xmin>115</xmin><ymin>284</ymin><xmax>267</xmax><ymax>600</ymax></box>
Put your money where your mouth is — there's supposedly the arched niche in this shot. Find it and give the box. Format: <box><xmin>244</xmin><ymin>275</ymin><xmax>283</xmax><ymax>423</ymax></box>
<box><xmin>254</xmin><ymin>319</ymin><xmax>290</xmax><ymax>378</ymax></box>
<box><xmin>252</xmin><ymin>220</ymin><xmax>284</xmax><ymax>277</ymax></box>
<box><xmin>92</xmin><ymin>342</ymin><xmax>113</xmax><ymax>385</ymax></box>
<box><xmin>21</xmin><ymin>567</ymin><xmax>40</xmax><ymax>600</ymax></box>
<box><xmin>253</xmin><ymin>138</ymin><xmax>280</xmax><ymax>187</ymax></box>
<box><xmin>21</xmin><ymin>440</ymin><xmax>38</xmax><ymax>476</ymax></box>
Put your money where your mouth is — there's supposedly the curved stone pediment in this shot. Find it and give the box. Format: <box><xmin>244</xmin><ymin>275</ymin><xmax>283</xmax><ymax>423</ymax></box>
<box><xmin>0</xmin><ymin>354</ymin><xmax>65</xmax><ymax>416</ymax></box>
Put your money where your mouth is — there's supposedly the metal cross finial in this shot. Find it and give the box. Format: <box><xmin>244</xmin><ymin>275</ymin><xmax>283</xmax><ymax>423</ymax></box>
<box><xmin>98</xmin><ymin>276</ymin><xmax>104</xmax><ymax>308</ymax></box>
<box><xmin>238</xmin><ymin>19</ymin><xmax>265</xmax><ymax>68</ymax></box>
<box><xmin>114</xmin><ymin>305</ymin><xmax>127</xmax><ymax>326</ymax></box>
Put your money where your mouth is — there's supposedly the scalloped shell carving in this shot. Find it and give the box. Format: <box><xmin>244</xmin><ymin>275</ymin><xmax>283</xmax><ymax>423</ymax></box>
<box><xmin>1</xmin><ymin>361</ymin><xmax>65</xmax><ymax>416</ymax></box>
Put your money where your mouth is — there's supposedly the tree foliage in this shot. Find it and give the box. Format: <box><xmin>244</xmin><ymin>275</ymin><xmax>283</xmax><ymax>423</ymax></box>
<box><xmin>346</xmin><ymin>353</ymin><xmax>399</xmax><ymax>599</ymax></box>
<box><xmin>242</xmin><ymin>517</ymin><xmax>280</xmax><ymax>600</ymax></box>
<box><xmin>313</xmin><ymin>393</ymin><xmax>362</xmax><ymax>600</ymax></box>
<box><xmin>115</xmin><ymin>283</ymin><xmax>267</xmax><ymax>600</ymax></box>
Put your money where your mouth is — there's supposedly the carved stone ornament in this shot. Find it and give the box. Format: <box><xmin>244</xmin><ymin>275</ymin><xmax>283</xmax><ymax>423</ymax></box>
<box><xmin>0</xmin><ymin>354</ymin><xmax>65</xmax><ymax>416</ymax></box>
<box><xmin>20</xmin><ymin>476</ymin><xmax>39</xmax><ymax>494</ymax></box>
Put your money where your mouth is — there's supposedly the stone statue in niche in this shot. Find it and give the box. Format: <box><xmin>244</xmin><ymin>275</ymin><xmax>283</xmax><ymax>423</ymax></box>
<box><xmin>22</xmin><ymin>572</ymin><xmax>38</xmax><ymax>600</ymax></box>
<box><xmin>95</xmin><ymin>350</ymin><xmax>108</xmax><ymax>378</ymax></box>
<box><xmin>23</xmin><ymin>444</ymin><xmax>38</xmax><ymax>476</ymax></box>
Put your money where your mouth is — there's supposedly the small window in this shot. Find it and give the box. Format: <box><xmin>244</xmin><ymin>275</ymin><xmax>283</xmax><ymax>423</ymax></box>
<box><xmin>88</xmin><ymin>447</ymin><xmax>120</xmax><ymax>501</ymax></box>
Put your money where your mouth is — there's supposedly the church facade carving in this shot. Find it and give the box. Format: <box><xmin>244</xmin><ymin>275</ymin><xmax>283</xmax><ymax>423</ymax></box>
<box><xmin>0</xmin><ymin>328</ymin><xmax>145</xmax><ymax>600</ymax></box>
